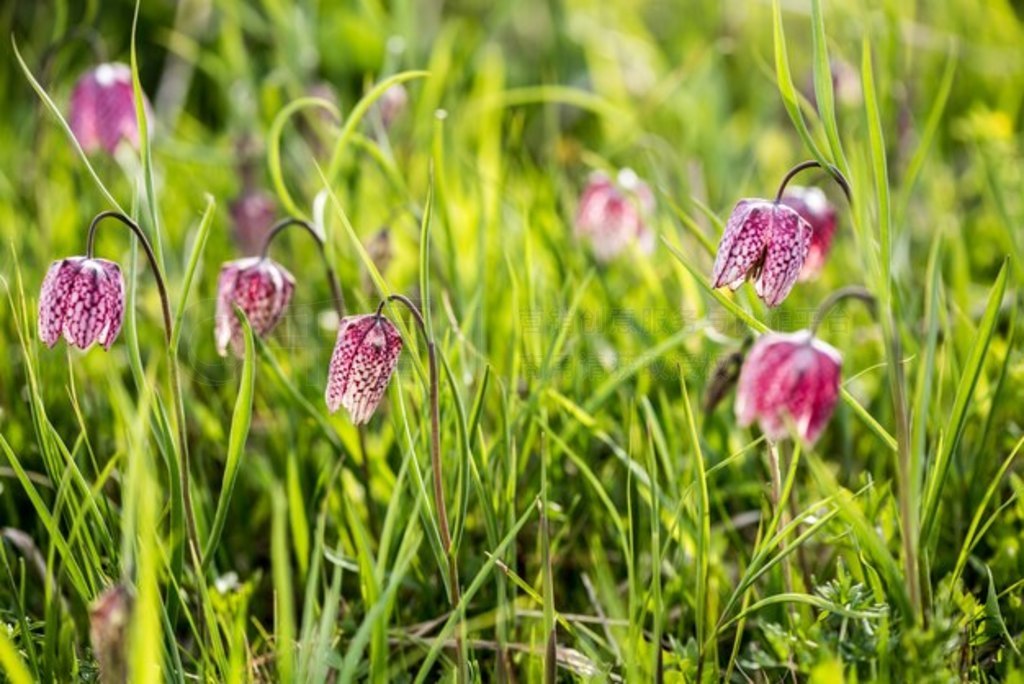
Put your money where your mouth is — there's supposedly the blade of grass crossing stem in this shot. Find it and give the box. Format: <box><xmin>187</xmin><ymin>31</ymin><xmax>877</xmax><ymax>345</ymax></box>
<box><xmin>130</xmin><ymin>0</ymin><xmax>164</xmax><ymax>265</ymax></box>
<box><xmin>680</xmin><ymin>372</ymin><xmax>714</xmax><ymax>680</ymax></box>
<box><xmin>772</xmin><ymin>0</ymin><xmax>829</xmax><ymax>166</ymax></box>
<box><xmin>810</xmin><ymin>0</ymin><xmax>849</xmax><ymax>175</ymax></box>
<box><xmin>643</xmin><ymin>415</ymin><xmax>663</xmax><ymax>681</ymax></box>
<box><xmin>11</xmin><ymin>38</ymin><xmax>124</xmax><ymax>212</ymax></box>
<box><xmin>170</xmin><ymin>195</ymin><xmax>216</xmax><ymax>350</ymax></box>
<box><xmin>921</xmin><ymin>260</ymin><xmax>1008</xmax><ymax>550</ymax></box>
<box><xmin>438</xmin><ymin>349</ymin><xmax>473</xmax><ymax>553</ymax></box>
<box><xmin>202</xmin><ymin>312</ymin><xmax>255</xmax><ymax>569</ymax></box>
<box><xmin>899</xmin><ymin>47</ymin><xmax>957</xmax><ymax>213</ymax></box>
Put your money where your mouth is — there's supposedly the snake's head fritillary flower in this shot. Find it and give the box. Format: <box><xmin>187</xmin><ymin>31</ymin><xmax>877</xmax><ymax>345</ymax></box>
<box><xmin>69</xmin><ymin>62</ymin><xmax>151</xmax><ymax>155</ymax></box>
<box><xmin>229</xmin><ymin>190</ymin><xmax>276</xmax><ymax>255</ymax></box>
<box><xmin>735</xmin><ymin>331</ymin><xmax>842</xmax><ymax>445</ymax></box>
<box><xmin>711</xmin><ymin>199</ymin><xmax>812</xmax><ymax>307</ymax></box>
<box><xmin>780</xmin><ymin>186</ymin><xmax>837</xmax><ymax>281</ymax></box>
<box><xmin>575</xmin><ymin>168</ymin><xmax>655</xmax><ymax>262</ymax></box>
<box><xmin>89</xmin><ymin>584</ymin><xmax>132</xmax><ymax>684</ymax></box>
<box><xmin>215</xmin><ymin>257</ymin><xmax>295</xmax><ymax>357</ymax></box>
<box><xmin>39</xmin><ymin>257</ymin><xmax>125</xmax><ymax>350</ymax></box>
<box><xmin>325</xmin><ymin>314</ymin><xmax>403</xmax><ymax>424</ymax></box>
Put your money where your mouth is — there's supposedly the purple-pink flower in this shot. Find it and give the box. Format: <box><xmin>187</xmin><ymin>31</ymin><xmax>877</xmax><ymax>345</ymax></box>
<box><xmin>39</xmin><ymin>257</ymin><xmax>125</xmax><ymax>350</ymax></box>
<box><xmin>735</xmin><ymin>331</ymin><xmax>842</xmax><ymax>444</ymax></box>
<box><xmin>229</xmin><ymin>190</ymin><xmax>277</xmax><ymax>256</ymax></box>
<box><xmin>376</xmin><ymin>83</ymin><xmax>409</xmax><ymax>129</ymax></box>
<box><xmin>215</xmin><ymin>257</ymin><xmax>295</xmax><ymax>357</ymax></box>
<box><xmin>69</xmin><ymin>62</ymin><xmax>151</xmax><ymax>155</ymax></box>
<box><xmin>779</xmin><ymin>187</ymin><xmax>838</xmax><ymax>281</ymax></box>
<box><xmin>325</xmin><ymin>314</ymin><xmax>403</xmax><ymax>424</ymax></box>
<box><xmin>711</xmin><ymin>199</ymin><xmax>812</xmax><ymax>307</ymax></box>
<box><xmin>575</xmin><ymin>169</ymin><xmax>655</xmax><ymax>262</ymax></box>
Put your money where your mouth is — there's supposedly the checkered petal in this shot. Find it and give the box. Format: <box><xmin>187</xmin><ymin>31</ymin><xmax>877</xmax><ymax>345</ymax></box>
<box><xmin>780</xmin><ymin>186</ymin><xmax>838</xmax><ymax>281</ymax></box>
<box><xmin>753</xmin><ymin>204</ymin><xmax>812</xmax><ymax>307</ymax></box>
<box><xmin>214</xmin><ymin>257</ymin><xmax>295</xmax><ymax>357</ymax></box>
<box><xmin>735</xmin><ymin>331</ymin><xmax>842</xmax><ymax>444</ymax></box>
<box><xmin>39</xmin><ymin>257</ymin><xmax>125</xmax><ymax>351</ymax></box>
<box><xmin>325</xmin><ymin>314</ymin><xmax>403</xmax><ymax>424</ymax></box>
<box><xmin>712</xmin><ymin>200</ymin><xmax>771</xmax><ymax>290</ymax></box>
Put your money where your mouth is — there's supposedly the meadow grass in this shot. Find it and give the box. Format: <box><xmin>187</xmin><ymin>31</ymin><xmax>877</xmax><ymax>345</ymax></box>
<box><xmin>1</xmin><ymin>0</ymin><xmax>1023</xmax><ymax>681</ymax></box>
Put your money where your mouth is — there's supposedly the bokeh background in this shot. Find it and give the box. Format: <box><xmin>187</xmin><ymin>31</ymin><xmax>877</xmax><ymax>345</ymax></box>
<box><xmin>1</xmin><ymin>0</ymin><xmax>1023</xmax><ymax>681</ymax></box>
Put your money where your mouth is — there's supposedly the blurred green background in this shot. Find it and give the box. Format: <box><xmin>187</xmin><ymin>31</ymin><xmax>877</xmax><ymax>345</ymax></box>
<box><xmin>1</xmin><ymin>0</ymin><xmax>1023</xmax><ymax>681</ymax></box>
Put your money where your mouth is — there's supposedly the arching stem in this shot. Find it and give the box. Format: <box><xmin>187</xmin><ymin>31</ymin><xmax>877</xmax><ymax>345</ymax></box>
<box><xmin>377</xmin><ymin>294</ymin><xmax>464</xmax><ymax>680</ymax></box>
<box><xmin>774</xmin><ymin>159</ymin><xmax>852</xmax><ymax>205</ymax></box>
<box><xmin>810</xmin><ymin>285</ymin><xmax>876</xmax><ymax>335</ymax></box>
<box><xmin>86</xmin><ymin>211</ymin><xmax>203</xmax><ymax>573</ymax></box>
<box><xmin>260</xmin><ymin>217</ymin><xmax>345</xmax><ymax>317</ymax></box>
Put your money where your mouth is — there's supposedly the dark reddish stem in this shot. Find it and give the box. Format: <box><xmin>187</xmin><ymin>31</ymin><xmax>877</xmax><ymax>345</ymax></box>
<box><xmin>379</xmin><ymin>293</ymin><xmax>464</xmax><ymax>679</ymax></box>
<box><xmin>774</xmin><ymin>160</ymin><xmax>852</xmax><ymax>206</ymax></box>
<box><xmin>85</xmin><ymin>210</ymin><xmax>203</xmax><ymax>573</ymax></box>
<box><xmin>260</xmin><ymin>217</ymin><xmax>345</xmax><ymax>317</ymax></box>
<box><xmin>810</xmin><ymin>286</ymin><xmax>876</xmax><ymax>335</ymax></box>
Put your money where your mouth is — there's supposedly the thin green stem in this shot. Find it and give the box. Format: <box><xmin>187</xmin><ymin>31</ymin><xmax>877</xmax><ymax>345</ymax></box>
<box><xmin>378</xmin><ymin>293</ymin><xmax>464</xmax><ymax>680</ymax></box>
<box><xmin>810</xmin><ymin>286</ymin><xmax>876</xmax><ymax>335</ymax></box>
<box><xmin>85</xmin><ymin>211</ymin><xmax>203</xmax><ymax>573</ymax></box>
<box><xmin>774</xmin><ymin>159</ymin><xmax>852</xmax><ymax>205</ymax></box>
<box><xmin>260</xmin><ymin>217</ymin><xmax>346</xmax><ymax>317</ymax></box>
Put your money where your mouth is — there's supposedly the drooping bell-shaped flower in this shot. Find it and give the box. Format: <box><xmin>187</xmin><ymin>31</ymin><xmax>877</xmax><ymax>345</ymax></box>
<box><xmin>69</xmin><ymin>62</ymin><xmax>151</xmax><ymax>155</ymax></box>
<box><xmin>229</xmin><ymin>189</ymin><xmax>276</xmax><ymax>255</ymax></box>
<box><xmin>215</xmin><ymin>257</ymin><xmax>295</xmax><ymax>357</ymax></box>
<box><xmin>735</xmin><ymin>331</ymin><xmax>842</xmax><ymax>444</ymax></box>
<box><xmin>325</xmin><ymin>314</ymin><xmax>403</xmax><ymax>424</ymax></box>
<box><xmin>376</xmin><ymin>83</ymin><xmax>409</xmax><ymax>129</ymax></box>
<box><xmin>711</xmin><ymin>199</ymin><xmax>812</xmax><ymax>307</ymax></box>
<box><xmin>575</xmin><ymin>168</ymin><xmax>655</xmax><ymax>262</ymax></box>
<box><xmin>39</xmin><ymin>257</ymin><xmax>125</xmax><ymax>350</ymax></box>
<box><xmin>780</xmin><ymin>186</ymin><xmax>837</xmax><ymax>281</ymax></box>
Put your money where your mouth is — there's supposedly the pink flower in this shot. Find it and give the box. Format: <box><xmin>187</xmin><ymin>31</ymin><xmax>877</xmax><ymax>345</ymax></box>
<box><xmin>215</xmin><ymin>257</ymin><xmax>295</xmax><ymax>357</ymax></box>
<box><xmin>377</xmin><ymin>83</ymin><xmax>409</xmax><ymax>129</ymax></box>
<box><xmin>325</xmin><ymin>314</ymin><xmax>403</xmax><ymax>424</ymax></box>
<box><xmin>229</xmin><ymin>190</ymin><xmax>276</xmax><ymax>255</ymax></box>
<box><xmin>735</xmin><ymin>331</ymin><xmax>842</xmax><ymax>444</ymax></box>
<box><xmin>69</xmin><ymin>62</ymin><xmax>151</xmax><ymax>155</ymax></box>
<box><xmin>711</xmin><ymin>199</ymin><xmax>812</xmax><ymax>307</ymax></box>
<box><xmin>780</xmin><ymin>187</ymin><xmax>837</xmax><ymax>281</ymax></box>
<box><xmin>575</xmin><ymin>168</ymin><xmax>655</xmax><ymax>262</ymax></box>
<box><xmin>39</xmin><ymin>257</ymin><xmax>125</xmax><ymax>350</ymax></box>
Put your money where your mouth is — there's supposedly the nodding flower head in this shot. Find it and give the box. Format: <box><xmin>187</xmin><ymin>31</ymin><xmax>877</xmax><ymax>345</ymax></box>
<box><xmin>377</xmin><ymin>83</ymin><xmax>409</xmax><ymax>129</ymax></box>
<box><xmin>735</xmin><ymin>331</ymin><xmax>842</xmax><ymax>445</ymax></box>
<box><xmin>575</xmin><ymin>168</ymin><xmax>655</xmax><ymax>262</ymax></box>
<box><xmin>89</xmin><ymin>584</ymin><xmax>133</xmax><ymax>684</ymax></box>
<box><xmin>711</xmin><ymin>199</ymin><xmax>812</xmax><ymax>307</ymax></box>
<box><xmin>229</xmin><ymin>190</ymin><xmax>277</xmax><ymax>256</ymax></box>
<box><xmin>69</xmin><ymin>62</ymin><xmax>151</xmax><ymax>155</ymax></box>
<box><xmin>215</xmin><ymin>257</ymin><xmax>295</xmax><ymax>357</ymax></box>
<box><xmin>325</xmin><ymin>314</ymin><xmax>403</xmax><ymax>424</ymax></box>
<box><xmin>779</xmin><ymin>186</ymin><xmax>838</xmax><ymax>281</ymax></box>
<box><xmin>39</xmin><ymin>257</ymin><xmax>125</xmax><ymax>350</ymax></box>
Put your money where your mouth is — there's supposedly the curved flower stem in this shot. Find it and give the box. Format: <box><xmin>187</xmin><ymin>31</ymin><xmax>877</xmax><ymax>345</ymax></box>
<box><xmin>260</xmin><ymin>217</ymin><xmax>346</xmax><ymax>317</ymax></box>
<box><xmin>774</xmin><ymin>159</ymin><xmax>853</xmax><ymax>206</ymax></box>
<box><xmin>809</xmin><ymin>286</ymin><xmax>876</xmax><ymax>336</ymax></box>
<box><xmin>86</xmin><ymin>211</ymin><xmax>203</xmax><ymax>573</ymax></box>
<box><xmin>377</xmin><ymin>294</ymin><xmax>464</xmax><ymax>679</ymax></box>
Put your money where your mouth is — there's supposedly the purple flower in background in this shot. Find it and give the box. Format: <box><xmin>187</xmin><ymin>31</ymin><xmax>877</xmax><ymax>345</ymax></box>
<box><xmin>229</xmin><ymin>190</ymin><xmax>277</xmax><ymax>255</ymax></box>
<box><xmin>735</xmin><ymin>331</ymin><xmax>842</xmax><ymax>444</ymax></box>
<box><xmin>377</xmin><ymin>83</ymin><xmax>409</xmax><ymax>129</ymax></box>
<box><xmin>711</xmin><ymin>199</ymin><xmax>812</xmax><ymax>307</ymax></box>
<box><xmin>69</xmin><ymin>62</ymin><xmax>151</xmax><ymax>154</ymax></box>
<box><xmin>39</xmin><ymin>257</ymin><xmax>125</xmax><ymax>350</ymax></box>
<box><xmin>325</xmin><ymin>313</ymin><xmax>403</xmax><ymax>424</ymax></box>
<box><xmin>779</xmin><ymin>186</ymin><xmax>838</xmax><ymax>281</ymax></box>
<box><xmin>575</xmin><ymin>168</ymin><xmax>655</xmax><ymax>262</ymax></box>
<box><xmin>89</xmin><ymin>584</ymin><xmax>133</xmax><ymax>684</ymax></box>
<box><xmin>215</xmin><ymin>257</ymin><xmax>295</xmax><ymax>357</ymax></box>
